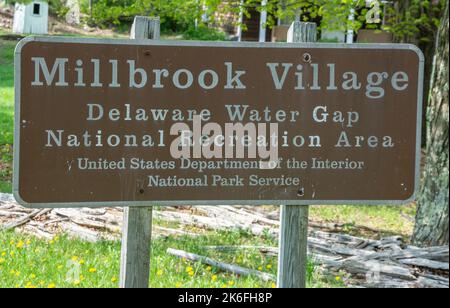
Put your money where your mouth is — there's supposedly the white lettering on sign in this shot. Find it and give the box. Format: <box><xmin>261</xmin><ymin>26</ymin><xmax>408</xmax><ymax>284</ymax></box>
<box><xmin>30</xmin><ymin>58</ymin><xmax>410</xmax><ymax>100</ymax></box>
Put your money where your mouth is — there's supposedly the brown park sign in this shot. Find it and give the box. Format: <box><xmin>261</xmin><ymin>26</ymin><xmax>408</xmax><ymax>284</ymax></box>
<box><xmin>14</xmin><ymin>37</ymin><xmax>424</xmax><ymax>208</ymax></box>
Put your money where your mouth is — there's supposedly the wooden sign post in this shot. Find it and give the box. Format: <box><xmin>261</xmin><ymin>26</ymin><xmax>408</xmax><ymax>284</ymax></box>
<box><xmin>119</xmin><ymin>16</ymin><xmax>160</xmax><ymax>289</ymax></box>
<box><xmin>278</xmin><ymin>22</ymin><xmax>317</xmax><ymax>289</ymax></box>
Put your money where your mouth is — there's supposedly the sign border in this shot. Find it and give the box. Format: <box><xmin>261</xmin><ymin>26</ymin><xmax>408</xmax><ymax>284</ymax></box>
<box><xmin>13</xmin><ymin>36</ymin><xmax>425</xmax><ymax>208</ymax></box>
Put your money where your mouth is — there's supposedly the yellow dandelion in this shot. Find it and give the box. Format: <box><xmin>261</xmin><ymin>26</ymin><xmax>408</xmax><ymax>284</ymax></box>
<box><xmin>186</xmin><ymin>266</ymin><xmax>193</xmax><ymax>273</ymax></box>
<box><xmin>156</xmin><ymin>270</ymin><xmax>164</xmax><ymax>276</ymax></box>
<box><xmin>206</xmin><ymin>266</ymin><xmax>212</xmax><ymax>272</ymax></box>
<box><xmin>228</xmin><ymin>281</ymin><xmax>235</xmax><ymax>286</ymax></box>
<box><xmin>71</xmin><ymin>256</ymin><xmax>78</xmax><ymax>262</ymax></box>
<box><xmin>0</xmin><ymin>258</ymin><xmax>5</xmax><ymax>264</ymax></box>
<box><xmin>10</xmin><ymin>270</ymin><xmax>21</xmax><ymax>277</ymax></box>
<box><xmin>111</xmin><ymin>277</ymin><xmax>118</xmax><ymax>283</ymax></box>
<box><xmin>266</xmin><ymin>264</ymin><xmax>273</xmax><ymax>270</ymax></box>
<box><xmin>88</xmin><ymin>268</ymin><xmax>97</xmax><ymax>273</ymax></box>
<box><xmin>30</xmin><ymin>274</ymin><xmax>36</xmax><ymax>279</ymax></box>
<box><xmin>175</xmin><ymin>282</ymin><xmax>182</xmax><ymax>288</ymax></box>
<box><xmin>79</xmin><ymin>259</ymin><xmax>85</xmax><ymax>265</ymax></box>
<box><xmin>258</xmin><ymin>266</ymin><xmax>263</xmax><ymax>271</ymax></box>
<box><xmin>16</xmin><ymin>240</ymin><xmax>24</xmax><ymax>249</ymax></box>
<box><xmin>335</xmin><ymin>276</ymin><xmax>341</xmax><ymax>282</ymax></box>
<box><xmin>48</xmin><ymin>283</ymin><xmax>56</xmax><ymax>289</ymax></box>
<box><xmin>57</xmin><ymin>264</ymin><xmax>63</xmax><ymax>270</ymax></box>
<box><xmin>272</xmin><ymin>283</ymin><xmax>277</xmax><ymax>288</ymax></box>
<box><xmin>1</xmin><ymin>252</ymin><xmax>6</xmax><ymax>257</ymax></box>
<box><xmin>211</xmin><ymin>275</ymin><xmax>218</xmax><ymax>281</ymax></box>
<box><xmin>26</xmin><ymin>240</ymin><xmax>31</xmax><ymax>245</ymax></box>
<box><xmin>73</xmin><ymin>280</ymin><xmax>81</xmax><ymax>286</ymax></box>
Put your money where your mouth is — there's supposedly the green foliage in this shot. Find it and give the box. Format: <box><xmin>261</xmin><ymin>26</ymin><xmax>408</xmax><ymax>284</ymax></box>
<box><xmin>83</xmin><ymin>0</ymin><xmax>206</xmax><ymax>32</ymax></box>
<box><xmin>80</xmin><ymin>0</ymin><xmax>365</xmax><ymax>33</ymax></box>
<box><xmin>207</xmin><ymin>0</ymin><xmax>366</xmax><ymax>32</ymax></box>
<box><xmin>0</xmin><ymin>180</ymin><xmax>12</xmax><ymax>193</ymax></box>
<box><xmin>9</xmin><ymin>0</ymin><xmax>445</xmax><ymax>41</ymax></box>
<box><xmin>0</xmin><ymin>40</ymin><xmax>14</xmax><ymax>147</ymax></box>
<box><xmin>0</xmin><ymin>40</ymin><xmax>15</xmax><ymax>193</ymax></box>
<box><xmin>383</xmin><ymin>0</ymin><xmax>445</xmax><ymax>43</ymax></box>
<box><xmin>209</xmin><ymin>0</ymin><xmax>445</xmax><ymax>40</ymax></box>
<box><xmin>183</xmin><ymin>25</ymin><xmax>227</xmax><ymax>41</ymax></box>
<box><xmin>48</xmin><ymin>0</ymin><xmax>71</xmax><ymax>18</ymax></box>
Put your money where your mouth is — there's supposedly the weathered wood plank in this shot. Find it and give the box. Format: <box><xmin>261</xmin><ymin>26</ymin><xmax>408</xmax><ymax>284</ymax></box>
<box><xmin>119</xmin><ymin>16</ymin><xmax>160</xmax><ymax>289</ymax></box>
<box><xmin>277</xmin><ymin>21</ymin><xmax>317</xmax><ymax>289</ymax></box>
<box><xmin>120</xmin><ymin>206</ymin><xmax>153</xmax><ymax>287</ymax></box>
<box><xmin>1</xmin><ymin>209</ymin><xmax>51</xmax><ymax>231</ymax></box>
<box><xmin>278</xmin><ymin>205</ymin><xmax>309</xmax><ymax>288</ymax></box>
<box><xmin>398</xmin><ymin>258</ymin><xmax>449</xmax><ymax>271</ymax></box>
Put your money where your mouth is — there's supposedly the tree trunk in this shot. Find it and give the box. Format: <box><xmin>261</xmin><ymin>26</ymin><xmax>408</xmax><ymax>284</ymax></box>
<box><xmin>412</xmin><ymin>1</ymin><xmax>449</xmax><ymax>247</ymax></box>
<box><xmin>66</xmin><ymin>0</ymin><xmax>81</xmax><ymax>25</ymax></box>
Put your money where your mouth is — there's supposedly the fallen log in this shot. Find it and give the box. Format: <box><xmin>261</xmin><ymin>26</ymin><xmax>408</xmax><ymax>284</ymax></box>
<box><xmin>154</xmin><ymin>210</ymin><xmax>277</xmax><ymax>237</ymax></box>
<box><xmin>0</xmin><ymin>210</ymin><xmax>26</xmax><ymax>218</ymax></box>
<box><xmin>417</xmin><ymin>274</ymin><xmax>449</xmax><ymax>288</ymax></box>
<box><xmin>167</xmin><ymin>248</ymin><xmax>275</xmax><ymax>282</ymax></box>
<box><xmin>398</xmin><ymin>258</ymin><xmax>449</xmax><ymax>271</ymax></box>
<box><xmin>340</xmin><ymin>259</ymin><xmax>416</xmax><ymax>281</ymax></box>
<box><xmin>23</xmin><ymin>224</ymin><xmax>55</xmax><ymax>240</ymax></box>
<box><xmin>203</xmin><ymin>245</ymin><xmax>278</xmax><ymax>256</ymax></box>
<box><xmin>54</xmin><ymin>209</ymin><xmax>121</xmax><ymax>233</ymax></box>
<box><xmin>1</xmin><ymin>209</ymin><xmax>51</xmax><ymax>231</ymax></box>
<box><xmin>154</xmin><ymin>226</ymin><xmax>201</xmax><ymax>237</ymax></box>
<box><xmin>60</xmin><ymin>222</ymin><xmax>101</xmax><ymax>243</ymax></box>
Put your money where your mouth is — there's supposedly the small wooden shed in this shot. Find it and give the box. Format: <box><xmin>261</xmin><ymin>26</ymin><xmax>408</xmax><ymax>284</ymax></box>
<box><xmin>13</xmin><ymin>1</ymin><xmax>49</xmax><ymax>35</ymax></box>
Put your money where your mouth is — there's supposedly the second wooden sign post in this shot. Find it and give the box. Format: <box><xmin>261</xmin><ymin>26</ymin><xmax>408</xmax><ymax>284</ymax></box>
<box><xmin>278</xmin><ymin>22</ymin><xmax>317</xmax><ymax>289</ymax></box>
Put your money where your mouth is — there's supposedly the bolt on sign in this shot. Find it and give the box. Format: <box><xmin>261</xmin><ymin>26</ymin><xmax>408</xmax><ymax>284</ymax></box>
<box><xmin>14</xmin><ymin>37</ymin><xmax>424</xmax><ymax>208</ymax></box>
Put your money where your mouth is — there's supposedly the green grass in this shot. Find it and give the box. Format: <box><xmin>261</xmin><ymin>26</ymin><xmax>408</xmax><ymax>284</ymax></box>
<box><xmin>0</xmin><ymin>179</ymin><xmax>11</xmax><ymax>193</ymax></box>
<box><xmin>0</xmin><ymin>38</ymin><xmax>15</xmax><ymax>193</ymax></box>
<box><xmin>310</xmin><ymin>204</ymin><xmax>416</xmax><ymax>238</ymax></box>
<box><xmin>0</xmin><ymin>39</ymin><xmax>14</xmax><ymax>144</ymax></box>
<box><xmin>0</xmin><ymin>229</ymin><xmax>342</xmax><ymax>288</ymax></box>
